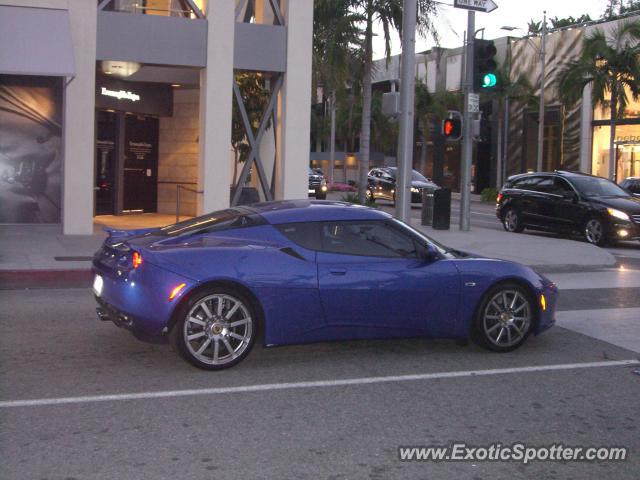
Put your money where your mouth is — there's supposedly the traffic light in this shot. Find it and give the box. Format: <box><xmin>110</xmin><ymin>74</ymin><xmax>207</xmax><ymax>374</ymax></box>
<box><xmin>473</xmin><ymin>39</ymin><xmax>498</xmax><ymax>90</ymax></box>
<box><xmin>442</xmin><ymin>111</ymin><xmax>462</xmax><ymax>141</ymax></box>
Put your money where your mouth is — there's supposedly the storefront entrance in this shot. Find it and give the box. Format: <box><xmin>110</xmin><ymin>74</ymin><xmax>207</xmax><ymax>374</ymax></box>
<box><xmin>95</xmin><ymin>110</ymin><xmax>159</xmax><ymax>215</ymax></box>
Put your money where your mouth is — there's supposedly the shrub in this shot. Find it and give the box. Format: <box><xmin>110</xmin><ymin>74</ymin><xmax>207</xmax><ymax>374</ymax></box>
<box><xmin>480</xmin><ymin>187</ymin><xmax>499</xmax><ymax>203</ymax></box>
<box><xmin>341</xmin><ymin>192</ymin><xmax>377</xmax><ymax>208</ymax></box>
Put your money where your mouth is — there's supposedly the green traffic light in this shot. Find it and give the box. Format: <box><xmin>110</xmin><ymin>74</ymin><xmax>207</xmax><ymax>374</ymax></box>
<box><xmin>482</xmin><ymin>73</ymin><xmax>497</xmax><ymax>88</ymax></box>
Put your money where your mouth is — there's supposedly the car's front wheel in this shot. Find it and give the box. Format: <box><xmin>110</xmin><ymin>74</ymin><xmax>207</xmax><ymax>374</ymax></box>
<box><xmin>170</xmin><ymin>288</ymin><xmax>257</xmax><ymax>370</ymax></box>
<box><xmin>584</xmin><ymin>217</ymin><xmax>607</xmax><ymax>246</ymax></box>
<box><xmin>472</xmin><ymin>283</ymin><xmax>534</xmax><ymax>352</ymax></box>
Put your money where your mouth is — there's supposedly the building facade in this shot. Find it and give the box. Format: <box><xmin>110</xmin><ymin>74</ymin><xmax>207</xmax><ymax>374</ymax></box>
<box><xmin>361</xmin><ymin>14</ymin><xmax>639</xmax><ymax>192</ymax></box>
<box><xmin>0</xmin><ymin>0</ymin><xmax>313</xmax><ymax>234</ymax></box>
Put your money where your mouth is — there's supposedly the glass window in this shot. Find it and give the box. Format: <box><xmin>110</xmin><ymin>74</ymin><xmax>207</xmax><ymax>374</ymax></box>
<box><xmin>276</xmin><ymin>223</ymin><xmax>321</xmax><ymax>251</ymax></box>
<box><xmin>593</xmin><ymin>85</ymin><xmax>640</xmax><ymax>121</ymax></box>
<box><xmin>320</xmin><ymin>221</ymin><xmax>418</xmax><ymax>258</ymax></box>
<box><xmin>591</xmin><ymin>124</ymin><xmax>640</xmax><ymax>179</ymax></box>
<box><xmin>512</xmin><ymin>176</ymin><xmax>549</xmax><ymax>191</ymax></box>
<box><xmin>553</xmin><ymin>178</ymin><xmax>575</xmax><ymax>195</ymax></box>
<box><xmin>570</xmin><ymin>176</ymin><xmax>630</xmax><ymax>198</ymax></box>
<box><xmin>158</xmin><ymin>207</ymin><xmax>265</xmax><ymax>237</ymax></box>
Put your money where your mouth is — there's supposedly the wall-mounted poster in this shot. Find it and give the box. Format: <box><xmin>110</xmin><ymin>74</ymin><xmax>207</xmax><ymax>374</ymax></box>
<box><xmin>0</xmin><ymin>75</ymin><xmax>63</xmax><ymax>223</ymax></box>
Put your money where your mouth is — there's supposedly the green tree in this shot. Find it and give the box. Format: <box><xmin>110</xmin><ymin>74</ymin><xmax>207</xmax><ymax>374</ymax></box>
<box><xmin>231</xmin><ymin>72</ymin><xmax>271</xmax><ymax>184</ymax></box>
<box><xmin>313</xmin><ymin>0</ymin><xmax>364</xmax><ymax>184</ymax></box>
<box><xmin>558</xmin><ymin>21</ymin><xmax>640</xmax><ymax>180</ymax></box>
<box><xmin>350</xmin><ymin>0</ymin><xmax>438</xmax><ymax>202</ymax></box>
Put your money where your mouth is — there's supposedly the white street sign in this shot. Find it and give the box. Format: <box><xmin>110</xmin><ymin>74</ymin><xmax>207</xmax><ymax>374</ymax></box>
<box><xmin>453</xmin><ymin>0</ymin><xmax>498</xmax><ymax>13</ymax></box>
<box><xmin>468</xmin><ymin>93</ymin><xmax>480</xmax><ymax>113</ymax></box>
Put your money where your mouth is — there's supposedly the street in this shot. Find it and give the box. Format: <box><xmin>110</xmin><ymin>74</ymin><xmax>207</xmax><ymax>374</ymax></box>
<box><xmin>1</xmin><ymin>251</ymin><xmax>640</xmax><ymax>479</ymax></box>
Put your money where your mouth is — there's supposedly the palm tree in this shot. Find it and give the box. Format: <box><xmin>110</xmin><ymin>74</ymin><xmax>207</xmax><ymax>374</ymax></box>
<box><xmin>313</xmin><ymin>0</ymin><xmax>363</xmax><ymax>185</ymax></box>
<box><xmin>558</xmin><ymin>21</ymin><xmax>640</xmax><ymax>180</ymax></box>
<box><xmin>350</xmin><ymin>0</ymin><xmax>438</xmax><ymax>202</ymax></box>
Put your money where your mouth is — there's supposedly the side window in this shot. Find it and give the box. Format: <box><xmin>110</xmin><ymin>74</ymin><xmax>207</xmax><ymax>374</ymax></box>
<box><xmin>631</xmin><ymin>181</ymin><xmax>640</xmax><ymax>194</ymax></box>
<box><xmin>535</xmin><ymin>177</ymin><xmax>555</xmax><ymax>194</ymax></box>
<box><xmin>553</xmin><ymin>178</ymin><xmax>574</xmax><ymax>195</ymax></box>
<box><xmin>320</xmin><ymin>221</ymin><xmax>418</xmax><ymax>258</ymax></box>
<box><xmin>276</xmin><ymin>223</ymin><xmax>322</xmax><ymax>250</ymax></box>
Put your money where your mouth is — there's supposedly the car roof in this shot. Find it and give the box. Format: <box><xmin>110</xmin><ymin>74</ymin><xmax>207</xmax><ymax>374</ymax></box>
<box><xmin>245</xmin><ymin>200</ymin><xmax>392</xmax><ymax>225</ymax></box>
<box><xmin>506</xmin><ymin>171</ymin><xmax>603</xmax><ymax>182</ymax></box>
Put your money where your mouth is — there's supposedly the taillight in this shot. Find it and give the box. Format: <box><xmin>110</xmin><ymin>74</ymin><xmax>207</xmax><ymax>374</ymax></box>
<box><xmin>132</xmin><ymin>251</ymin><xmax>143</xmax><ymax>269</ymax></box>
<box><xmin>496</xmin><ymin>193</ymin><xmax>503</xmax><ymax>203</ymax></box>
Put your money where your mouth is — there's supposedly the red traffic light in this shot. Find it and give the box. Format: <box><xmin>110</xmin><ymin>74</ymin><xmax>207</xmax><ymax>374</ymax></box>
<box><xmin>442</xmin><ymin>114</ymin><xmax>462</xmax><ymax>141</ymax></box>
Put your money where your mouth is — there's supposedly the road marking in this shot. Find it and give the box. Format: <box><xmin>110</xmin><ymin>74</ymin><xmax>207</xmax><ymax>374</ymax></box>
<box><xmin>1</xmin><ymin>360</ymin><xmax>638</xmax><ymax>408</ymax></box>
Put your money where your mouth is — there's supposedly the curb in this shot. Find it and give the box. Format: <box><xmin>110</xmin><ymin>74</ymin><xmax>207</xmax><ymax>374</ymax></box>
<box><xmin>0</xmin><ymin>269</ymin><xmax>92</xmax><ymax>290</ymax></box>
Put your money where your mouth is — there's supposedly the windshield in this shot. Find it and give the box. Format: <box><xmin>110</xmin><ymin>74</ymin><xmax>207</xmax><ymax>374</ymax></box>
<box><xmin>385</xmin><ymin>168</ymin><xmax>430</xmax><ymax>183</ymax></box>
<box><xmin>389</xmin><ymin>218</ymin><xmax>458</xmax><ymax>258</ymax></box>
<box><xmin>570</xmin><ymin>176</ymin><xmax>630</xmax><ymax>198</ymax></box>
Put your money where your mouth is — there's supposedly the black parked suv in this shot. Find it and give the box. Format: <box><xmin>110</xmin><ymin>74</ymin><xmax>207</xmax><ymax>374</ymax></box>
<box><xmin>620</xmin><ymin>177</ymin><xmax>640</xmax><ymax>198</ymax></box>
<box><xmin>496</xmin><ymin>171</ymin><xmax>640</xmax><ymax>246</ymax></box>
<box><xmin>367</xmin><ymin>167</ymin><xmax>439</xmax><ymax>204</ymax></box>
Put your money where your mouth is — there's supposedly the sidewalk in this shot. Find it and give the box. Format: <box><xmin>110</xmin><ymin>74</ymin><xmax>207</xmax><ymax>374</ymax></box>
<box><xmin>412</xmin><ymin>222</ymin><xmax>616</xmax><ymax>268</ymax></box>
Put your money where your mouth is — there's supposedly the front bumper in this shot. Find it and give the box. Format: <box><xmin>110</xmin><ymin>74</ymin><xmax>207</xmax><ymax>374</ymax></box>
<box><xmin>607</xmin><ymin>220</ymin><xmax>640</xmax><ymax>241</ymax></box>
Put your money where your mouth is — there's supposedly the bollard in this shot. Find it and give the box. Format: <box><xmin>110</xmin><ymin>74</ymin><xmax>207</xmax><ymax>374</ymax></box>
<box><xmin>421</xmin><ymin>190</ymin><xmax>434</xmax><ymax>226</ymax></box>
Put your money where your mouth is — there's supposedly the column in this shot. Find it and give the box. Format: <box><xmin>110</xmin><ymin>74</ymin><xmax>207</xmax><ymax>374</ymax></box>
<box><xmin>275</xmin><ymin>0</ymin><xmax>313</xmax><ymax>200</ymax></box>
<box><xmin>63</xmin><ymin>0</ymin><xmax>97</xmax><ymax>235</ymax></box>
<box><xmin>579</xmin><ymin>82</ymin><xmax>594</xmax><ymax>174</ymax></box>
<box><xmin>198</xmin><ymin>0</ymin><xmax>235</xmax><ymax>214</ymax></box>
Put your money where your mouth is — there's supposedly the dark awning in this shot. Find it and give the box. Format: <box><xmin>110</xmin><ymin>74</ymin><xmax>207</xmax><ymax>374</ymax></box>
<box><xmin>0</xmin><ymin>5</ymin><xmax>75</xmax><ymax>77</ymax></box>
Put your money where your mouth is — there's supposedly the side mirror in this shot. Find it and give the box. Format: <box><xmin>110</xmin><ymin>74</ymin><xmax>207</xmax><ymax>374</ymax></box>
<box><xmin>420</xmin><ymin>243</ymin><xmax>440</xmax><ymax>261</ymax></box>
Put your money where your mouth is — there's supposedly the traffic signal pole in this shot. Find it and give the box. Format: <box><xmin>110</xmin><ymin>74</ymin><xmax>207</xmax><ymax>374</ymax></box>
<box><xmin>396</xmin><ymin>0</ymin><xmax>417</xmax><ymax>223</ymax></box>
<box><xmin>460</xmin><ymin>10</ymin><xmax>475</xmax><ymax>232</ymax></box>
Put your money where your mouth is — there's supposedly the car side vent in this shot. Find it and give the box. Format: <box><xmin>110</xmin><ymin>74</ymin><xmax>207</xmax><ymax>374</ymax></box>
<box><xmin>279</xmin><ymin>247</ymin><xmax>306</xmax><ymax>261</ymax></box>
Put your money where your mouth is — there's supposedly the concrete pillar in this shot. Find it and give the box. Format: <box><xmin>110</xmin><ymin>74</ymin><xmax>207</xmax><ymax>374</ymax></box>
<box><xmin>579</xmin><ymin>83</ymin><xmax>594</xmax><ymax>174</ymax></box>
<box><xmin>198</xmin><ymin>0</ymin><xmax>235</xmax><ymax>214</ymax></box>
<box><xmin>275</xmin><ymin>0</ymin><xmax>313</xmax><ymax>200</ymax></box>
<box><xmin>63</xmin><ymin>0</ymin><xmax>97</xmax><ymax>235</ymax></box>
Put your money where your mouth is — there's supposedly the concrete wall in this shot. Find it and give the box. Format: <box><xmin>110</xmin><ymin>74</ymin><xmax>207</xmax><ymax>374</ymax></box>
<box><xmin>158</xmin><ymin>88</ymin><xmax>199</xmax><ymax>216</ymax></box>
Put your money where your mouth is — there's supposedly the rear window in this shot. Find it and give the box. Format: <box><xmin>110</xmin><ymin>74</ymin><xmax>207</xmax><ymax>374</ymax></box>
<box><xmin>158</xmin><ymin>208</ymin><xmax>266</xmax><ymax>237</ymax></box>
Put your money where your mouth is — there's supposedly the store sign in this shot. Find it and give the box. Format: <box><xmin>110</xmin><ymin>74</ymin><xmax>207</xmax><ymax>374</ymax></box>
<box><xmin>616</xmin><ymin>135</ymin><xmax>640</xmax><ymax>143</ymax></box>
<box><xmin>101</xmin><ymin>87</ymin><xmax>140</xmax><ymax>102</ymax></box>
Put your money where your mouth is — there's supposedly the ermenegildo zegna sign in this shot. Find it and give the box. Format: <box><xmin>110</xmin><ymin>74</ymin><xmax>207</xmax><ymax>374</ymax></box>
<box><xmin>95</xmin><ymin>77</ymin><xmax>173</xmax><ymax>117</ymax></box>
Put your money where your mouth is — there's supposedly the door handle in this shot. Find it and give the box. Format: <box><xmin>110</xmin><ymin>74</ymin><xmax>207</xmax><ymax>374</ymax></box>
<box><xmin>329</xmin><ymin>268</ymin><xmax>347</xmax><ymax>276</ymax></box>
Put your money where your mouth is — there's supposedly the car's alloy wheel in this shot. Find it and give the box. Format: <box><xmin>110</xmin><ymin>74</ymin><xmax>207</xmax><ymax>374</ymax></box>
<box><xmin>503</xmin><ymin>209</ymin><xmax>524</xmax><ymax>233</ymax></box>
<box><xmin>584</xmin><ymin>218</ymin><xmax>605</xmax><ymax>246</ymax></box>
<box><xmin>171</xmin><ymin>290</ymin><xmax>256</xmax><ymax>370</ymax></box>
<box><xmin>473</xmin><ymin>284</ymin><xmax>533</xmax><ymax>352</ymax></box>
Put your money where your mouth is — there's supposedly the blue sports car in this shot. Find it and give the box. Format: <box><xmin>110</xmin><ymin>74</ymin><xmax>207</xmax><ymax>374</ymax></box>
<box><xmin>92</xmin><ymin>200</ymin><xmax>558</xmax><ymax>370</ymax></box>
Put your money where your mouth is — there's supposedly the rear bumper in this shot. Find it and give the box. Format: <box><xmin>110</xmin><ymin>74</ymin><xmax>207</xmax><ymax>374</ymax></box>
<box><xmin>95</xmin><ymin>295</ymin><xmax>168</xmax><ymax>344</ymax></box>
<box><xmin>92</xmin><ymin>257</ymin><xmax>194</xmax><ymax>338</ymax></box>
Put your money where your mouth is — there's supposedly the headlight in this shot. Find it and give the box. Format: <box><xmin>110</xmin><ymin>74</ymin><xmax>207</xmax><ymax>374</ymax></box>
<box><xmin>607</xmin><ymin>208</ymin><xmax>630</xmax><ymax>221</ymax></box>
<box><xmin>411</xmin><ymin>187</ymin><xmax>420</xmax><ymax>193</ymax></box>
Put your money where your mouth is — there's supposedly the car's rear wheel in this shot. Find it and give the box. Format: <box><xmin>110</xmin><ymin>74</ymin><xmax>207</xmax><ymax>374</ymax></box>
<box><xmin>170</xmin><ymin>288</ymin><xmax>257</xmax><ymax>370</ymax></box>
<box><xmin>503</xmin><ymin>208</ymin><xmax>525</xmax><ymax>233</ymax></box>
<box><xmin>584</xmin><ymin>217</ymin><xmax>607</xmax><ymax>246</ymax></box>
<box><xmin>472</xmin><ymin>283</ymin><xmax>533</xmax><ymax>352</ymax></box>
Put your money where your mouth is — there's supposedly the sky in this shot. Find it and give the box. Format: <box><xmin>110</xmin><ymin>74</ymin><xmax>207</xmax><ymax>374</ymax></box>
<box><xmin>373</xmin><ymin>0</ymin><xmax>611</xmax><ymax>59</ymax></box>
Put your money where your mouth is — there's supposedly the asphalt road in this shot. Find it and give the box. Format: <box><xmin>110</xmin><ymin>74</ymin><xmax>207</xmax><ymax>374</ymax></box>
<box><xmin>1</xmin><ymin>283</ymin><xmax>639</xmax><ymax>479</ymax></box>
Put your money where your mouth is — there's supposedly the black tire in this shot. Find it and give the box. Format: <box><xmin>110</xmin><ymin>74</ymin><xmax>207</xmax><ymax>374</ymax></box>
<box><xmin>365</xmin><ymin>189</ymin><xmax>375</xmax><ymax>203</ymax></box>
<box><xmin>169</xmin><ymin>286</ymin><xmax>258</xmax><ymax>370</ymax></box>
<box><xmin>471</xmin><ymin>282</ymin><xmax>534</xmax><ymax>353</ymax></box>
<box><xmin>583</xmin><ymin>216</ymin><xmax>608</xmax><ymax>247</ymax></box>
<box><xmin>503</xmin><ymin>208</ymin><xmax>525</xmax><ymax>233</ymax></box>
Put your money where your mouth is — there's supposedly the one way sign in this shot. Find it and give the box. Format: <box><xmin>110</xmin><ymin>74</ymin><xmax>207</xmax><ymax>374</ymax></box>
<box><xmin>453</xmin><ymin>0</ymin><xmax>498</xmax><ymax>13</ymax></box>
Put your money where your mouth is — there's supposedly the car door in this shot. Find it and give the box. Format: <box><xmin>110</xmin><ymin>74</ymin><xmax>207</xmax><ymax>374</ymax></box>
<box><xmin>515</xmin><ymin>175</ymin><xmax>552</xmax><ymax>226</ymax></box>
<box><xmin>316</xmin><ymin>220</ymin><xmax>460</xmax><ymax>335</ymax></box>
<box><xmin>550</xmin><ymin>177</ymin><xmax>589</xmax><ymax>231</ymax></box>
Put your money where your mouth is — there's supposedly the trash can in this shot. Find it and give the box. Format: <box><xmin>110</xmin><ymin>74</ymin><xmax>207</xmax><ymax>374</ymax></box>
<box><xmin>421</xmin><ymin>190</ymin><xmax>434</xmax><ymax>226</ymax></box>
<box><xmin>432</xmin><ymin>188</ymin><xmax>451</xmax><ymax>230</ymax></box>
